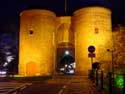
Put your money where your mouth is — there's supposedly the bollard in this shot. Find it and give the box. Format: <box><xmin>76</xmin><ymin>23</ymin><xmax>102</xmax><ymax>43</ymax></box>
<box><xmin>112</xmin><ymin>72</ymin><xmax>114</xmax><ymax>90</ymax></box>
<box><xmin>123</xmin><ymin>74</ymin><xmax>125</xmax><ymax>94</ymax></box>
<box><xmin>91</xmin><ymin>69</ymin><xmax>95</xmax><ymax>83</ymax></box>
<box><xmin>109</xmin><ymin>72</ymin><xmax>112</xmax><ymax>94</ymax></box>
<box><xmin>96</xmin><ymin>70</ymin><xmax>98</xmax><ymax>86</ymax></box>
<box><xmin>101</xmin><ymin>71</ymin><xmax>104</xmax><ymax>89</ymax></box>
<box><xmin>88</xmin><ymin>70</ymin><xmax>91</xmax><ymax>79</ymax></box>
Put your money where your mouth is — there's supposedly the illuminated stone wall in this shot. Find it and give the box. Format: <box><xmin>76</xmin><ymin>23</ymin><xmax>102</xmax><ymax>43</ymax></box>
<box><xmin>19</xmin><ymin>9</ymin><xmax>57</xmax><ymax>76</ymax></box>
<box><xmin>72</xmin><ymin>7</ymin><xmax>113</xmax><ymax>75</ymax></box>
<box><xmin>113</xmin><ymin>25</ymin><xmax>125</xmax><ymax>71</ymax></box>
<box><xmin>19</xmin><ymin>7</ymin><xmax>113</xmax><ymax>76</ymax></box>
<box><xmin>56</xmin><ymin>16</ymin><xmax>74</xmax><ymax>44</ymax></box>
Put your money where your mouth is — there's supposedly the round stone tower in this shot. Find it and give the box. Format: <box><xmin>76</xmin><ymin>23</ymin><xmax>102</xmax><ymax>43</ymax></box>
<box><xmin>19</xmin><ymin>9</ymin><xmax>57</xmax><ymax>76</ymax></box>
<box><xmin>72</xmin><ymin>6</ymin><xmax>113</xmax><ymax>75</ymax></box>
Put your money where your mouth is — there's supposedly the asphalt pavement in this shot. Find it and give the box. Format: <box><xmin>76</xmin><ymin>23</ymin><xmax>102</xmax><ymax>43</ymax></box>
<box><xmin>13</xmin><ymin>75</ymin><xmax>104</xmax><ymax>94</ymax></box>
<box><xmin>0</xmin><ymin>82</ymin><xmax>31</xmax><ymax>94</ymax></box>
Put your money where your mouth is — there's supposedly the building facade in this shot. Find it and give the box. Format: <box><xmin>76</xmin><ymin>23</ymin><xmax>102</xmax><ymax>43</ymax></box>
<box><xmin>19</xmin><ymin>6</ymin><xmax>113</xmax><ymax>76</ymax></box>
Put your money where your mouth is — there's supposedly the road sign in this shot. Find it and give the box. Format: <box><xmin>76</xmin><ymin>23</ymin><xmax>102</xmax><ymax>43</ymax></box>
<box><xmin>88</xmin><ymin>53</ymin><xmax>95</xmax><ymax>58</ymax></box>
<box><xmin>88</xmin><ymin>46</ymin><xmax>95</xmax><ymax>53</ymax></box>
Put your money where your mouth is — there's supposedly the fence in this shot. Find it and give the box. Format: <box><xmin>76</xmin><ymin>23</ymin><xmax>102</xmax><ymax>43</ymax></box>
<box><xmin>89</xmin><ymin>70</ymin><xmax>125</xmax><ymax>94</ymax></box>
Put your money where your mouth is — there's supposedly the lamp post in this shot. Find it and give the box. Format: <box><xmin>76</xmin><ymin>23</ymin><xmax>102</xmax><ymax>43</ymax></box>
<box><xmin>64</xmin><ymin>0</ymin><xmax>67</xmax><ymax>14</ymax></box>
<box><xmin>107</xmin><ymin>49</ymin><xmax>114</xmax><ymax>73</ymax></box>
<box><xmin>107</xmin><ymin>49</ymin><xmax>114</xmax><ymax>88</ymax></box>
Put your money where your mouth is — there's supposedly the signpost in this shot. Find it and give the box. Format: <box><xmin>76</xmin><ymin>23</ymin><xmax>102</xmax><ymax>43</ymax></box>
<box><xmin>88</xmin><ymin>45</ymin><xmax>96</xmax><ymax>81</ymax></box>
<box><xmin>88</xmin><ymin>46</ymin><xmax>95</xmax><ymax>53</ymax></box>
<box><xmin>88</xmin><ymin>45</ymin><xmax>96</xmax><ymax>69</ymax></box>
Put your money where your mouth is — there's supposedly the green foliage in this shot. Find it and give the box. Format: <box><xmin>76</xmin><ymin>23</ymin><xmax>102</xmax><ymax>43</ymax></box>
<box><xmin>115</xmin><ymin>75</ymin><xmax>124</xmax><ymax>89</ymax></box>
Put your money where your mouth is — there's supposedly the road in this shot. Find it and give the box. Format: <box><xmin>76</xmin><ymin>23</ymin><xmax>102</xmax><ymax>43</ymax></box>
<box><xmin>0</xmin><ymin>82</ymin><xmax>31</xmax><ymax>94</ymax></box>
<box><xmin>16</xmin><ymin>76</ymin><xmax>99</xmax><ymax>94</ymax></box>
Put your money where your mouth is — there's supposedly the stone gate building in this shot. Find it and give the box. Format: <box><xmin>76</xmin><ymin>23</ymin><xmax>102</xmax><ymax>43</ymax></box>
<box><xmin>19</xmin><ymin>6</ymin><xmax>113</xmax><ymax>76</ymax></box>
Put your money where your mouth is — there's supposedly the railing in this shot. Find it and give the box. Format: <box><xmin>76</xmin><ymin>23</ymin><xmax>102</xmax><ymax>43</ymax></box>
<box><xmin>89</xmin><ymin>70</ymin><xmax>125</xmax><ymax>94</ymax></box>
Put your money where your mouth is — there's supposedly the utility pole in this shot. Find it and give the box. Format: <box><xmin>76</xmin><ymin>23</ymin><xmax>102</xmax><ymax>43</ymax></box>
<box><xmin>107</xmin><ymin>49</ymin><xmax>114</xmax><ymax>88</ymax></box>
<box><xmin>64</xmin><ymin>0</ymin><xmax>67</xmax><ymax>14</ymax></box>
<box><xmin>107</xmin><ymin>49</ymin><xmax>114</xmax><ymax>73</ymax></box>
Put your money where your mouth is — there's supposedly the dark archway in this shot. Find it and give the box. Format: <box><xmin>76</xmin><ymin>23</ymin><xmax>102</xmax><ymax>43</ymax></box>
<box><xmin>60</xmin><ymin>55</ymin><xmax>75</xmax><ymax>66</ymax></box>
<box><xmin>56</xmin><ymin>47</ymin><xmax>75</xmax><ymax>75</ymax></box>
<box><xmin>60</xmin><ymin>54</ymin><xmax>75</xmax><ymax>75</ymax></box>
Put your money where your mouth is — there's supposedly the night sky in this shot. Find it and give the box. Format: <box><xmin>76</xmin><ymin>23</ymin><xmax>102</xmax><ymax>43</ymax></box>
<box><xmin>0</xmin><ymin>0</ymin><xmax>125</xmax><ymax>32</ymax></box>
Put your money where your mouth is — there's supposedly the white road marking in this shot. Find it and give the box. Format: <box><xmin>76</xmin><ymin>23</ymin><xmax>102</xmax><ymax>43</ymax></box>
<box><xmin>58</xmin><ymin>89</ymin><xmax>64</xmax><ymax>94</ymax></box>
<box><xmin>0</xmin><ymin>82</ymin><xmax>32</xmax><ymax>94</ymax></box>
<box><xmin>58</xmin><ymin>85</ymin><xmax>67</xmax><ymax>94</ymax></box>
<box><xmin>12</xmin><ymin>92</ymin><xmax>17</xmax><ymax>94</ymax></box>
<box><xmin>20</xmin><ymin>85</ymin><xmax>26</xmax><ymax>90</ymax></box>
<box><xmin>62</xmin><ymin>85</ymin><xmax>66</xmax><ymax>89</ymax></box>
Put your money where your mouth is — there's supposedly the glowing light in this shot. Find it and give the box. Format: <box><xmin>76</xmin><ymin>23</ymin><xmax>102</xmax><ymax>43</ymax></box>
<box><xmin>70</xmin><ymin>62</ymin><xmax>76</xmax><ymax>68</ymax></box>
<box><xmin>115</xmin><ymin>75</ymin><xmax>124</xmax><ymax>88</ymax></box>
<box><xmin>0</xmin><ymin>71</ymin><xmax>7</xmax><ymax>75</ymax></box>
<box><xmin>65</xmin><ymin>64</ymin><xmax>68</xmax><ymax>67</ymax></box>
<box><xmin>5</xmin><ymin>52</ymin><xmax>11</xmax><ymax>55</ymax></box>
<box><xmin>6</xmin><ymin>56</ymin><xmax>14</xmax><ymax>63</ymax></box>
<box><xmin>60</xmin><ymin>68</ymin><xmax>64</xmax><ymax>71</ymax></box>
<box><xmin>65</xmin><ymin>50</ymin><xmax>69</xmax><ymax>55</ymax></box>
<box><xmin>3</xmin><ymin>62</ymin><xmax>8</xmax><ymax>67</ymax></box>
<box><xmin>68</xmin><ymin>69</ymin><xmax>74</xmax><ymax>74</ymax></box>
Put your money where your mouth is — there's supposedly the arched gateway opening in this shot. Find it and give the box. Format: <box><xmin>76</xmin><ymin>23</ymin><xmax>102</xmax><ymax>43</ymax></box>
<box><xmin>56</xmin><ymin>43</ymin><xmax>75</xmax><ymax>75</ymax></box>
